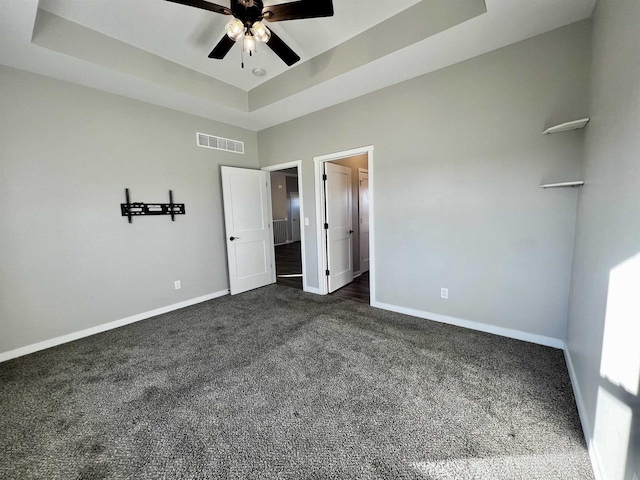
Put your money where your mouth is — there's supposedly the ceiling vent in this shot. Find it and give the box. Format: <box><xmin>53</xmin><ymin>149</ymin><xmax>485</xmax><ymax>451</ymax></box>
<box><xmin>196</xmin><ymin>132</ymin><xmax>244</xmax><ymax>154</ymax></box>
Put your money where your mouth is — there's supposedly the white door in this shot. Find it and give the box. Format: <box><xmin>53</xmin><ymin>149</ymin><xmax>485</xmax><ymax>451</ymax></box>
<box><xmin>290</xmin><ymin>192</ymin><xmax>301</xmax><ymax>242</ymax></box>
<box><xmin>325</xmin><ymin>163</ymin><xmax>353</xmax><ymax>293</ymax></box>
<box><xmin>358</xmin><ymin>170</ymin><xmax>369</xmax><ymax>273</ymax></box>
<box><xmin>221</xmin><ymin>166</ymin><xmax>274</xmax><ymax>295</ymax></box>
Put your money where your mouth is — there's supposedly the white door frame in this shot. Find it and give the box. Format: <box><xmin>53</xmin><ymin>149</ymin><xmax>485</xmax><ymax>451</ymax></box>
<box><xmin>261</xmin><ymin>160</ymin><xmax>310</xmax><ymax>292</ymax></box>
<box><xmin>358</xmin><ymin>168</ymin><xmax>369</xmax><ymax>275</ymax></box>
<box><xmin>313</xmin><ymin>145</ymin><xmax>375</xmax><ymax>301</ymax></box>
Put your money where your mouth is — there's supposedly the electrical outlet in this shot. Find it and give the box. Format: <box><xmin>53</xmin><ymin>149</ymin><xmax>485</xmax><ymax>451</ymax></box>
<box><xmin>174</xmin><ymin>280</ymin><xmax>181</xmax><ymax>290</ymax></box>
<box><xmin>441</xmin><ymin>287</ymin><xmax>449</xmax><ymax>299</ymax></box>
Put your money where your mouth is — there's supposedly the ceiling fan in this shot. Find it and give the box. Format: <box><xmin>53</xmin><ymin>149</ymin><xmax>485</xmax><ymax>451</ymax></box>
<box><xmin>166</xmin><ymin>0</ymin><xmax>334</xmax><ymax>67</ymax></box>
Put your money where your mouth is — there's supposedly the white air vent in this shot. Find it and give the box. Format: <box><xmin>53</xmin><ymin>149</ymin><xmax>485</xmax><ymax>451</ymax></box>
<box><xmin>196</xmin><ymin>132</ymin><xmax>244</xmax><ymax>154</ymax></box>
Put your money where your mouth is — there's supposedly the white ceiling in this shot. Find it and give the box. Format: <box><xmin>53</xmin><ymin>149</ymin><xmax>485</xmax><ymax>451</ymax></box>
<box><xmin>38</xmin><ymin>0</ymin><xmax>423</xmax><ymax>91</ymax></box>
<box><xmin>0</xmin><ymin>0</ymin><xmax>596</xmax><ymax>131</ymax></box>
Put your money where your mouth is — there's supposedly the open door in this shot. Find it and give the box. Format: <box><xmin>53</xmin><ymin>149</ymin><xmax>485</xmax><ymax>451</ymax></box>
<box><xmin>221</xmin><ymin>166</ymin><xmax>274</xmax><ymax>295</ymax></box>
<box><xmin>290</xmin><ymin>192</ymin><xmax>301</xmax><ymax>242</ymax></box>
<box><xmin>325</xmin><ymin>163</ymin><xmax>353</xmax><ymax>293</ymax></box>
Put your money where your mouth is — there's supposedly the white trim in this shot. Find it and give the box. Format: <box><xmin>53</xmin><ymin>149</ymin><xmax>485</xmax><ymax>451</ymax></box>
<box><xmin>371</xmin><ymin>300</ymin><xmax>565</xmax><ymax>349</ymax></box>
<box><xmin>313</xmin><ymin>146</ymin><xmax>374</xmax><ymax>301</ymax></box>
<box><xmin>261</xmin><ymin>160</ymin><xmax>310</xmax><ymax>293</ymax></box>
<box><xmin>564</xmin><ymin>348</ymin><xmax>604</xmax><ymax>480</ymax></box>
<box><xmin>353</xmin><ymin>270</ymin><xmax>362</xmax><ymax>278</ymax></box>
<box><xmin>314</xmin><ymin>159</ymin><xmax>326</xmax><ymax>294</ymax></box>
<box><xmin>261</xmin><ymin>161</ymin><xmax>303</xmax><ymax>172</ymax></box>
<box><xmin>303</xmin><ymin>286</ymin><xmax>322</xmax><ymax>295</ymax></box>
<box><xmin>357</xmin><ymin>168</ymin><xmax>370</xmax><ymax>275</ymax></box>
<box><xmin>264</xmin><ymin>172</ymin><xmax>277</xmax><ymax>284</ymax></box>
<box><xmin>0</xmin><ymin>290</ymin><xmax>230</xmax><ymax>363</ymax></box>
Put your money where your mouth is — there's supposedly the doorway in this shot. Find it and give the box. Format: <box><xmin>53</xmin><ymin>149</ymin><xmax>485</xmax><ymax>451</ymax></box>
<box><xmin>314</xmin><ymin>146</ymin><xmax>374</xmax><ymax>304</ymax></box>
<box><xmin>262</xmin><ymin>161</ymin><xmax>306</xmax><ymax>291</ymax></box>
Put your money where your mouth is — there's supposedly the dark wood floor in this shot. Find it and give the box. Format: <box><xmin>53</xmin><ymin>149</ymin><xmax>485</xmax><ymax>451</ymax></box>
<box><xmin>275</xmin><ymin>242</ymin><xmax>303</xmax><ymax>290</ymax></box>
<box><xmin>330</xmin><ymin>272</ymin><xmax>370</xmax><ymax>304</ymax></box>
<box><xmin>275</xmin><ymin>242</ymin><xmax>370</xmax><ymax>303</ymax></box>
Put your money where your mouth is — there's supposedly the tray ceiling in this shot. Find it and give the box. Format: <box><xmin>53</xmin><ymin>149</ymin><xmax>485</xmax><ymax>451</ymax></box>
<box><xmin>0</xmin><ymin>0</ymin><xmax>596</xmax><ymax>130</ymax></box>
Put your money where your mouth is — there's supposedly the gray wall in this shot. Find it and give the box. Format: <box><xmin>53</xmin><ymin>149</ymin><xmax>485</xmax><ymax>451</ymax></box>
<box><xmin>331</xmin><ymin>154</ymin><xmax>369</xmax><ymax>274</ymax></box>
<box><xmin>0</xmin><ymin>65</ymin><xmax>258</xmax><ymax>354</ymax></box>
<box><xmin>566</xmin><ymin>1</ymin><xmax>640</xmax><ymax>478</ymax></box>
<box><xmin>270</xmin><ymin>172</ymin><xmax>288</xmax><ymax>220</ymax></box>
<box><xmin>258</xmin><ymin>20</ymin><xmax>591</xmax><ymax>341</ymax></box>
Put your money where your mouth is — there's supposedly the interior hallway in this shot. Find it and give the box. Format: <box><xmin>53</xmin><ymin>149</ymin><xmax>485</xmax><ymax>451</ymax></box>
<box><xmin>275</xmin><ymin>242</ymin><xmax>303</xmax><ymax>290</ymax></box>
<box><xmin>274</xmin><ymin>242</ymin><xmax>370</xmax><ymax>304</ymax></box>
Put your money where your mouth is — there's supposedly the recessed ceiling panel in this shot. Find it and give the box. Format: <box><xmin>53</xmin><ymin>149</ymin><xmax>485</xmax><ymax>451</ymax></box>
<box><xmin>38</xmin><ymin>0</ymin><xmax>423</xmax><ymax>91</ymax></box>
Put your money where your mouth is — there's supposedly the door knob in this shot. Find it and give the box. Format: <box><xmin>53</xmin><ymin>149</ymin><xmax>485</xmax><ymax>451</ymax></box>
<box><xmin>230</xmin><ymin>236</ymin><xmax>238</xmax><ymax>241</ymax></box>
<box><xmin>349</xmin><ymin>230</ymin><xmax>354</xmax><ymax>234</ymax></box>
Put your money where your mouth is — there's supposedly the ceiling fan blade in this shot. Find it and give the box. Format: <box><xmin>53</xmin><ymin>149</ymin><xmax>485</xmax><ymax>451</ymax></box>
<box><xmin>208</xmin><ymin>35</ymin><xmax>236</xmax><ymax>59</ymax></box>
<box><xmin>265</xmin><ymin>29</ymin><xmax>300</xmax><ymax>66</ymax></box>
<box><xmin>165</xmin><ymin>0</ymin><xmax>232</xmax><ymax>15</ymax></box>
<box><xmin>262</xmin><ymin>0</ymin><xmax>334</xmax><ymax>22</ymax></box>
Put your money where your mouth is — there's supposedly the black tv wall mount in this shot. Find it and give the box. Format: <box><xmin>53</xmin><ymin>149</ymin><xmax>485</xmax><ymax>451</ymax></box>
<box><xmin>121</xmin><ymin>188</ymin><xmax>185</xmax><ymax>223</ymax></box>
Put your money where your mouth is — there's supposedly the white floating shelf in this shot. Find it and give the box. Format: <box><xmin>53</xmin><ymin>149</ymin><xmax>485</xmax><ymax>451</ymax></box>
<box><xmin>540</xmin><ymin>181</ymin><xmax>584</xmax><ymax>189</ymax></box>
<box><xmin>543</xmin><ymin>118</ymin><xmax>590</xmax><ymax>135</ymax></box>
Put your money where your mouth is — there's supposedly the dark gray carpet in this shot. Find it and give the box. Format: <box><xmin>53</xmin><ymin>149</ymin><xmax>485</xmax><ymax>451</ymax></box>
<box><xmin>0</xmin><ymin>285</ymin><xmax>593</xmax><ymax>479</ymax></box>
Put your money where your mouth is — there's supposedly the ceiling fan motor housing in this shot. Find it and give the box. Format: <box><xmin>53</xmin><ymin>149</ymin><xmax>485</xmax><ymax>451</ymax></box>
<box><xmin>234</xmin><ymin>0</ymin><xmax>265</xmax><ymax>27</ymax></box>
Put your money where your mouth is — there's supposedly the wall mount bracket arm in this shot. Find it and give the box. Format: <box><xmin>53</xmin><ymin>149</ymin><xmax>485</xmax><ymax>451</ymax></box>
<box><xmin>120</xmin><ymin>188</ymin><xmax>185</xmax><ymax>223</ymax></box>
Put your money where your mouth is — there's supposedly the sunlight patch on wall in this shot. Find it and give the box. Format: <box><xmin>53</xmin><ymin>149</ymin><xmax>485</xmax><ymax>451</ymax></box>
<box><xmin>600</xmin><ymin>253</ymin><xmax>640</xmax><ymax>396</ymax></box>
<box><xmin>411</xmin><ymin>453</ymin><xmax>596</xmax><ymax>478</ymax></box>
<box><xmin>593</xmin><ymin>386</ymin><xmax>633</xmax><ymax>480</ymax></box>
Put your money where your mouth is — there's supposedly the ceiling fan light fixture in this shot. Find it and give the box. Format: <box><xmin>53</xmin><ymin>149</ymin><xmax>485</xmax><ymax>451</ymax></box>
<box><xmin>169</xmin><ymin>0</ymin><xmax>333</xmax><ymax>68</ymax></box>
<box><xmin>225</xmin><ymin>18</ymin><xmax>244</xmax><ymax>41</ymax></box>
<box><xmin>243</xmin><ymin>32</ymin><xmax>257</xmax><ymax>55</ymax></box>
<box><xmin>251</xmin><ymin>21</ymin><xmax>271</xmax><ymax>43</ymax></box>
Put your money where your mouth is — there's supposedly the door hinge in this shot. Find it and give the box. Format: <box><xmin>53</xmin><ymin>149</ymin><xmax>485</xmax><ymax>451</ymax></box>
<box><xmin>322</xmin><ymin>174</ymin><xmax>327</xmax><ymax>181</ymax></box>
<box><xmin>325</xmin><ymin>269</ymin><xmax>330</xmax><ymax>276</ymax></box>
<box><xmin>324</xmin><ymin>223</ymin><xmax>329</xmax><ymax>230</ymax></box>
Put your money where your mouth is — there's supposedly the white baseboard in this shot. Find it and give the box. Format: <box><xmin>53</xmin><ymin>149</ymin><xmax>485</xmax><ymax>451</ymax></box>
<box><xmin>0</xmin><ymin>289</ymin><xmax>229</xmax><ymax>363</ymax></box>
<box><xmin>563</xmin><ymin>348</ymin><xmax>604</xmax><ymax>480</ymax></box>
<box><xmin>353</xmin><ymin>270</ymin><xmax>362</xmax><ymax>278</ymax></box>
<box><xmin>370</xmin><ymin>300</ymin><xmax>565</xmax><ymax>349</ymax></box>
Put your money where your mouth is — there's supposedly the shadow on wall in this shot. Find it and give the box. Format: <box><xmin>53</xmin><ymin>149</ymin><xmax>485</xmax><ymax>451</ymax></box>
<box><xmin>593</xmin><ymin>253</ymin><xmax>640</xmax><ymax>480</ymax></box>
